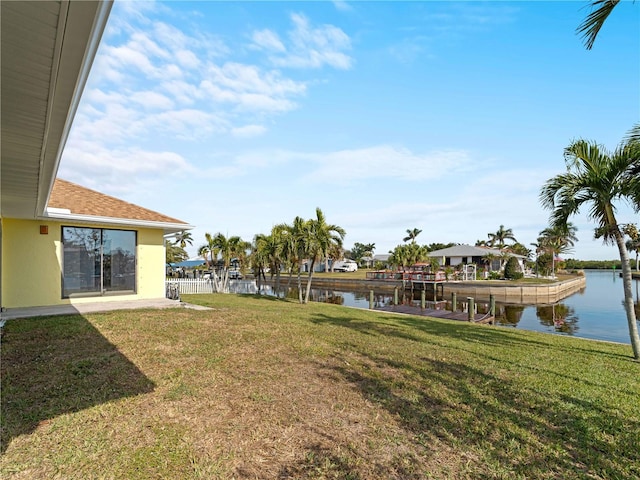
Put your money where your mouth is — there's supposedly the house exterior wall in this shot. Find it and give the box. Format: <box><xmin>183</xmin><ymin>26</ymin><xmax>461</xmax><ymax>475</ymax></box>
<box><xmin>1</xmin><ymin>218</ymin><xmax>165</xmax><ymax>308</ymax></box>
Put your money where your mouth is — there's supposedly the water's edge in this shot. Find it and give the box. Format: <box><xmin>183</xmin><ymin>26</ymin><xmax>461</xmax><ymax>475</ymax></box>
<box><xmin>276</xmin><ymin>275</ymin><xmax>587</xmax><ymax>305</ymax></box>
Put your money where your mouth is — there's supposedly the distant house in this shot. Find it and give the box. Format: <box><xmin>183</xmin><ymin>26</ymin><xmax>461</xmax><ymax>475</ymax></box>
<box><xmin>0</xmin><ymin>2</ymin><xmax>192</xmax><ymax>310</ymax></box>
<box><xmin>361</xmin><ymin>254</ymin><xmax>391</xmax><ymax>268</ymax></box>
<box><xmin>427</xmin><ymin>244</ymin><xmax>527</xmax><ymax>272</ymax></box>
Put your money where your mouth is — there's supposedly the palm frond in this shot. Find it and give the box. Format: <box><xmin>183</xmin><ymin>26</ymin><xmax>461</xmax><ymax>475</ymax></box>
<box><xmin>577</xmin><ymin>0</ymin><xmax>621</xmax><ymax>50</ymax></box>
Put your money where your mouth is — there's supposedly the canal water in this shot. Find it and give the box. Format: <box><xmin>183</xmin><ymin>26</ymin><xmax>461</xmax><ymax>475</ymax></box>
<box><xmin>257</xmin><ymin>270</ymin><xmax>639</xmax><ymax>344</ymax></box>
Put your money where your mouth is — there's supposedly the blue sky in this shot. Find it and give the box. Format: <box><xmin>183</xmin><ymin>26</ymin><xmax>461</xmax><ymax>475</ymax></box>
<box><xmin>59</xmin><ymin>0</ymin><xmax>639</xmax><ymax>261</ymax></box>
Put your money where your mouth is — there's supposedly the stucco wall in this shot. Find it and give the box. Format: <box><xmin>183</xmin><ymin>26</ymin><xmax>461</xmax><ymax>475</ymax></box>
<box><xmin>1</xmin><ymin>218</ymin><xmax>165</xmax><ymax>308</ymax></box>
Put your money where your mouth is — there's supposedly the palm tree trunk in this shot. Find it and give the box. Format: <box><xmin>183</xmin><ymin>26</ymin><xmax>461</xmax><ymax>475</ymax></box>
<box><xmin>615</xmin><ymin>231</ymin><xmax>640</xmax><ymax>359</ymax></box>
<box><xmin>304</xmin><ymin>260</ymin><xmax>315</xmax><ymax>304</ymax></box>
<box><xmin>297</xmin><ymin>261</ymin><xmax>303</xmax><ymax>303</ymax></box>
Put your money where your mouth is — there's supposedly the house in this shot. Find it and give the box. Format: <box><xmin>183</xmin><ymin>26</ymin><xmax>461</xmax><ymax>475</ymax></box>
<box><xmin>361</xmin><ymin>254</ymin><xmax>391</xmax><ymax>269</ymax></box>
<box><xmin>1</xmin><ymin>1</ymin><xmax>192</xmax><ymax>310</ymax></box>
<box><xmin>426</xmin><ymin>244</ymin><xmax>527</xmax><ymax>272</ymax></box>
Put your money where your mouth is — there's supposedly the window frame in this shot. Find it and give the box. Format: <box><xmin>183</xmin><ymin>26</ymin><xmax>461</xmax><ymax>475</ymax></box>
<box><xmin>61</xmin><ymin>226</ymin><xmax>137</xmax><ymax>299</ymax></box>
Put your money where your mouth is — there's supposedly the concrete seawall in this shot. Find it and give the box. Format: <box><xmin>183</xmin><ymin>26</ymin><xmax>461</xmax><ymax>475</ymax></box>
<box><xmin>294</xmin><ymin>275</ymin><xmax>587</xmax><ymax>305</ymax></box>
<box><xmin>440</xmin><ymin>276</ymin><xmax>586</xmax><ymax>304</ymax></box>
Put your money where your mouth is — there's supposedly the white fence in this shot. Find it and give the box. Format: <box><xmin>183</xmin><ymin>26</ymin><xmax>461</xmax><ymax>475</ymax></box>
<box><xmin>165</xmin><ymin>278</ymin><xmax>262</xmax><ymax>295</ymax></box>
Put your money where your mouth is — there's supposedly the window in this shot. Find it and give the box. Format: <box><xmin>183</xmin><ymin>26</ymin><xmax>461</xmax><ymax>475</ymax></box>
<box><xmin>62</xmin><ymin>227</ymin><xmax>136</xmax><ymax>297</ymax></box>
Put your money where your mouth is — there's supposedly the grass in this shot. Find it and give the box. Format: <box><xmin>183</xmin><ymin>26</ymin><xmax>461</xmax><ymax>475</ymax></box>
<box><xmin>2</xmin><ymin>294</ymin><xmax>639</xmax><ymax>479</ymax></box>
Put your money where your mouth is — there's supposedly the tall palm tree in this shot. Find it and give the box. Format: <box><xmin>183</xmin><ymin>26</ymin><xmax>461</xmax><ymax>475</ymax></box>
<box><xmin>537</xmin><ymin>222</ymin><xmax>578</xmax><ymax>277</ymax></box>
<box><xmin>540</xmin><ymin>134</ymin><xmax>640</xmax><ymax>359</ymax></box>
<box><xmin>624</xmin><ymin>224</ymin><xmax>640</xmax><ymax>272</ymax></box>
<box><xmin>626</xmin><ymin>237</ymin><xmax>640</xmax><ymax>272</ymax></box>
<box><xmin>203</xmin><ymin>232</ymin><xmax>219</xmax><ymax>270</ymax></box>
<box><xmin>281</xmin><ymin>216</ymin><xmax>311</xmax><ymax>302</ymax></box>
<box><xmin>577</xmin><ymin>0</ymin><xmax>621</xmax><ymax>50</ymax></box>
<box><xmin>197</xmin><ymin>244</ymin><xmax>211</xmax><ymax>268</ymax></box>
<box><xmin>174</xmin><ymin>230</ymin><xmax>193</xmax><ymax>249</ymax></box>
<box><xmin>327</xmin><ymin>242</ymin><xmax>344</xmax><ymax>272</ymax></box>
<box><xmin>487</xmin><ymin>225</ymin><xmax>517</xmax><ymax>249</ymax></box>
<box><xmin>302</xmin><ymin>208</ymin><xmax>345</xmax><ymax>303</ymax></box>
<box><xmin>165</xmin><ymin>240</ymin><xmax>188</xmax><ymax>264</ymax></box>
<box><xmin>389</xmin><ymin>243</ymin><xmax>429</xmax><ymax>270</ymax></box>
<box><xmin>403</xmin><ymin>228</ymin><xmax>422</xmax><ymax>244</ymax></box>
<box><xmin>251</xmin><ymin>233</ymin><xmax>270</xmax><ymax>292</ymax></box>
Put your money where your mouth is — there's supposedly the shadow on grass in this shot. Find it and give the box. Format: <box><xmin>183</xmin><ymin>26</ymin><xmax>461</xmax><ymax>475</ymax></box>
<box><xmin>311</xmin><ymin>308</ymin><xmax>633</xmax><ymax>361</ymax></box>
<box><xmin>1</xmin><ymin>315</ymin><xmax>155</xmax><ymax>454</ymax></box>
<box><xmin>308</xmin><ymin>310</ymin><xmax>640</xmax><ymax>477</ymax></box>
<box><xmin>324</xmin><ymin>351</ymin><xmax>640</xmax><ymax>478</ymax></box>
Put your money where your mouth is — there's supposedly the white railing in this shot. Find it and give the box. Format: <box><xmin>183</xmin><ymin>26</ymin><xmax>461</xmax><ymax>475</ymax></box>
<box><xmin>165</xmin><ymin>278</ymin><xmax>261</xmax><ymax>295</ymax></box>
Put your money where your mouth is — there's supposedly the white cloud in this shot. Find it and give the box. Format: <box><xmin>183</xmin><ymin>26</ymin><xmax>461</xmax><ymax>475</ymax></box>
<box><xmin>231</xmin><ymin>125</ymin><xmax>267</xmax><ymax>137</ymax></box>
<box><xmin>200</xmin><ymin>62</ymin><xmax>306</xmax><ymax>112</ymax></box>
<box><xmin>301</xmin><ymin>145</ymin><xmax>473</xmax><ymax>183</ymax></box>
<box><xmin>333</xmin><ymin>1</ymin><xmax>353</xmax><ymax>12</ymax></box>
<box><xmin>59</xmin><ymin>142</ymin><xmax>194</xmax><ymax>194</ymax></box>
<box><xmin>130</xmin><ymin>90</ymin><xmax>175</xmax><ymax>110</ymax></box>
<box><xmin>251</xmin><ymin>29</ymin><xmax>286</xmax><ymax>52</ymax></box>
<box><xmin>253</xmin><ymin>13</ymin><xmax>353</xmax><ymax>70</ymax></box>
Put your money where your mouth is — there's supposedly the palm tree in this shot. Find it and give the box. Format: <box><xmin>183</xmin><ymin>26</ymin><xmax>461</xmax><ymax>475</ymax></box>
<box><xmin>624</xmin><ymin>224</ymin><xmax>640</xmax><ymax>272</ymax></box>
<box><xmin>487</xmin><ymin>225</ymin><xmax>517</xmax><ymax>249</ymax></box>
<box><xmin>505</xmin><ymin>242</ymin><xmax>532</xmax><ymax>259</ymax></box>
<box><xmin>302</xmin><ymin>208</ymin><xmax>345</xmax><ymax>303</ymax></box>
<box><xmin>174</xmin><ymin>230</ymin><xmax>193</xmax><ymax>249</ymax></box>
<box><xmin>165</xmin><ymin>240</ymin><xmax>188</xmax><ymax>265</ymax></box>
<box><xmin>626</xmin><ymin>237</ymin><xmax>640</xmax><ymax>272</ymax></box>
<box><xmin>403</xmin><ymin>228</ymin><xmax>422</xmax><ymax>244</ymax></box>
<box><xmin>251</xmin><ymin>233</ymin><xmax>270</xmax><ymax>293</ymax></box>
<box><xmin>281</xmin><ymin>216</ymin><xmax>310</xmax><ymax>302</ymax></box>
<box><xmin>327</xmin><ymin>242</ymin><xmax>344</xmax><ymax>272</ymax></box>
<box><xmin>577</xmin><ymin>0</ymin><xmax>621</xmax><ymax>50</ymax></box>
<box><xmin>389</xmin><ymin>243</ymin><xmax>429</xmax><ymax>270</ymax></box>
<box><xmin>203</xmin><ymin>232</ymin><xmax>219</xmax><ymax>270</ymax></box>
<box><xmin>537</xmin><ymin>223</ymin><xmax>578</xmax><ymax>277</ymax></box>
<box><xmin>540</xmin><ymin>134</ymin><xmax>640</xmax><ymax>359</ymax></box>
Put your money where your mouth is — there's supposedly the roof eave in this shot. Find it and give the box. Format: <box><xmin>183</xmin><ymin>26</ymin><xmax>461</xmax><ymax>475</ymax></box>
<box><xmin>35</xmin><ymin>1</ymin><xmax>114</xmax><ymax>217</ymax></box>
<box><xmin>41</xmin><ymin>211</ymin><xmax>193</xmax><ymax>235</ymax></box>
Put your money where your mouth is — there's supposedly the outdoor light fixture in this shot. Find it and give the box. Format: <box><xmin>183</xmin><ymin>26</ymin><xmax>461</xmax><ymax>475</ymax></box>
<box><xmin>40</xmin><ymin>225</ymin><xmax>48</xmax><ymax>235</ymax></box>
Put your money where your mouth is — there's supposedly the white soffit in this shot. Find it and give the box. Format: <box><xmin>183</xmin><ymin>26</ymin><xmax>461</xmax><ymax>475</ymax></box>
<box><xmin>0</xmin><ymin>0</ymin><xmax>112</xmax><ymax>219</ymax></box>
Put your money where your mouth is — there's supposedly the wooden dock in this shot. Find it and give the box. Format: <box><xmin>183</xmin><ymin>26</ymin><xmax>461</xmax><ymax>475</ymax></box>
<box><xmin>373</xmin><ymin>304</ymin><xmax>494</xmax><ymax>324</ymax></box>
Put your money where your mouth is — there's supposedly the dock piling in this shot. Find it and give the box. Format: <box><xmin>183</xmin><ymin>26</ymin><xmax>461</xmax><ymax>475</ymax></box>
<box><xmin>369</xmin><ymin>290</ymin><xmax>374</xmax><ymax>309</ymax></box>
<box><xmin>421</xmin><ymin>290</ymin><xmax>425</xmax><ymax>309</ymax></box>
<box><xmin>452</xmin><ymin>292</ymin><xmax>457</xmax><ymax>312</ymax></box>
<box><xmin>467</xmin><ymin>297</ymin><xmax>474</xmax><ymax>322</ymax></box>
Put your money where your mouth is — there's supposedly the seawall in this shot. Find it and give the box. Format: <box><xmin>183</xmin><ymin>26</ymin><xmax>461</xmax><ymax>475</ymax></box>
<box><xmin>290</xmin><ymin>275</ymin><xmax>587</xmax><ymax>305</ymax></box>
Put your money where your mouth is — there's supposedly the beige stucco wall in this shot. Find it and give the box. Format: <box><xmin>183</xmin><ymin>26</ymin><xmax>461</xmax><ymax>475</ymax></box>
<box><xmin>1</xmin><ymin>218</ymin><xmax>165</xmax><ymax>308</ymax></box>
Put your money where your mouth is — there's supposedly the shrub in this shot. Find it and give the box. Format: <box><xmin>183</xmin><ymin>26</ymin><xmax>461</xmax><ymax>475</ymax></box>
<box><xmin>504</xmin><ymin>256</ymin><xmax>523</xmax><ymax>280</ymax></box>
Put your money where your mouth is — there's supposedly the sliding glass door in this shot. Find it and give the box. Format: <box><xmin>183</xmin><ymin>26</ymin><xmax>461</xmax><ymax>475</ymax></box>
<box><xmin>62</xmin><ymin>227</ymin><xmax>136</xmax><ymax>297</ymax></box>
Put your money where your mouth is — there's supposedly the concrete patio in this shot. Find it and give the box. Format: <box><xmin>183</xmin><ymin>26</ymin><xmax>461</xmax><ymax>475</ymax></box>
<box><xmin>0</xmin><ymin>298</ymin><xmax>210</xmax><ymax>321</ymax></box>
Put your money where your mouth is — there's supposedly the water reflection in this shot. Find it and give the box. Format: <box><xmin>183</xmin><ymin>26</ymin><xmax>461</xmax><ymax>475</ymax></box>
<box><xmin>535</xmin><ymin>304</ymin><xmax>579</xmax><ymax>335</ymax></box>
<box><xmin>496</xmin><ymin>305</ymin><xmax>525</xmax><ymax>326</ymax></box>
<box><xmin>250</xmin><ymin>270</ymin><xmax>639</xmax><ymax>344</ymax></box>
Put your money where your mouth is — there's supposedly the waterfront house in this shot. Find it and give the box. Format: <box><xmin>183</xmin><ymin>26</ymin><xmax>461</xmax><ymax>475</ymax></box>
<box><xmin>427</xmin><ymin>244</ymin><xmax>527</xmax><ymax>273</ymax></box>
<box><xmin>1</xmin><ymin>1</ymin><xmax>192</xmax><ymax>310</ymax></box>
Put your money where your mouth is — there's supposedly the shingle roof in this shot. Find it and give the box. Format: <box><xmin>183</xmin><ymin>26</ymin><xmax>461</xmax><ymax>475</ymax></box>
<box><xmin>427</xmin><ymin>244</ymin><xmax>504</xmax><ymax>257</ymax></box>
<box><xmin>427</xmin><ymin>244</ymin><xmax>527</xmax><ymax>259</ymax></box>
<box><xmin>48</xmin><ymin>179</ymin><xmax>189</xmax><ymax>225</ymax></box>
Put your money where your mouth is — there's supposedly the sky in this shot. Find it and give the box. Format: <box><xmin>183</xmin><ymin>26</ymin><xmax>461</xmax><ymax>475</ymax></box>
<box><xmin>58</xmin><ymin>0</ymin><xmax>640</xmax><ymax>261</ymax></box>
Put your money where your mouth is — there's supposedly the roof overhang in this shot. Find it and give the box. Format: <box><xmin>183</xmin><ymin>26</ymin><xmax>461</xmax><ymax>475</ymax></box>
<box><xmin>42</xmin><ymin>210</ymin><xmax>194</xmax><ymax>235</ymax></box>
<box><xmin>1</xmin><ymin>0</ymin><xmax>113</xmax><ymax>219</ymax></box>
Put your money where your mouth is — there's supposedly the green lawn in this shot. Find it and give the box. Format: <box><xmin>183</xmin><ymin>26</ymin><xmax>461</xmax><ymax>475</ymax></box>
<box><xmin>2</xmin><ymin>294</ymin><xmax>638</xmax><ymax>479</ymax></box>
